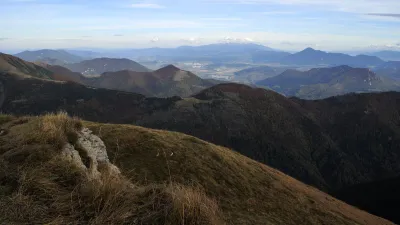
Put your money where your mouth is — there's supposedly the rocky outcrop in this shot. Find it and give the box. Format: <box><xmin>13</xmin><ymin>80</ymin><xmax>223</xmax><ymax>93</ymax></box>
<box><xmin>62</xmin><ymin>127</ymin><xmax>120</xmax><ymax>180</ymax></box>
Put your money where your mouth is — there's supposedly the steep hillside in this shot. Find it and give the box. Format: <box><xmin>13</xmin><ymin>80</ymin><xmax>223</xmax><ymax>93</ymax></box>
<box><xmin>0</xmin><ymin>52</ymin><xmax>54</xmax><ymax>79</ymax></box>
<box><xmin>334</xmin><ymin>176</ymin><xmax>400</xmax><ymax>224</ymax></box>
<box><xmin>38</xmin><ymin>63</ymin><xmax>87</xmax><ymax>83</ymax></box>
<box><xmin>279</xmin><ymin>48</ymin><xmax>384</xmax><ymax>67</ymax></box>
<box><xmin>65</xmin><ymin>57</ymin><xmax>151</xmax><ymax>77</ymax></box>
<box><xmin>14</xmin><ymin>49</ymin><xmax>82</xmax><ymax>64</ymax></box>
<box><xmin>0</xmin><ymin>71</ymin><xmax>177</xmax><ymax>123</ymax></box>
<box><xmin>86</xmin><ymin>65</ymin><xmax>216</xmax><ymax>97</ymax></box>
<box><xmin>257</xmin><ymin>66</ymin><xmax>400</xmax><ymax>99</ymax></box>
<box><xmin>0</xmin><ymin>113</ymin><xmax>392</xmax><ymax>224</ymax></box>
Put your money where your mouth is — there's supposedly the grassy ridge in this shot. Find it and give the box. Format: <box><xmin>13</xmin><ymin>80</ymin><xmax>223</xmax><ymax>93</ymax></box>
<box><xmin>86</xmin><ymin>121</ymin><xmax>391</xmax><ymax>225</ymax></box>
<box><xmin>0</xmin><ymin>114</ymin><xmax>223</xmax><ymax>225</ymax></box>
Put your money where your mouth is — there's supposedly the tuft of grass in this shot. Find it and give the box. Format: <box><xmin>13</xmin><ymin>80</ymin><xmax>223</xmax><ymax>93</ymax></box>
<box><xmin>39</xmin><ymin>112</ymin><xmax>82</xmax><ymax>147</ymax></box>
<box><xmin>135</xmin><ymin>184</ymin><xmax>223</xmax><ymax>225</ymax></box>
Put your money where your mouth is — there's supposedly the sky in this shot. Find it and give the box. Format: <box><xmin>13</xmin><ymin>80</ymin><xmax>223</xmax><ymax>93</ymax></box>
<box><xmin>0</xmin><ymin>0</ymin><xmax>400</xmax><ymax>52</ymax></box>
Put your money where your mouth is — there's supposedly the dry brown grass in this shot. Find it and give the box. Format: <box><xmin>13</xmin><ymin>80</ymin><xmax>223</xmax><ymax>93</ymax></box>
<box><xmin>135</xmin><ymin>184</ymin><xmax>223</xmax><ymax>225</ymax></box>
<box><xmin>85</xmin><ymin>122</ymin><xmax>394</xmax><ymax>225</ymax></box>
<box><xmin>0</xmin><ymin>113</ymin><xmax>223</xmax><ymax>225</ymax></box>
<box><xmin>38</xmin><ymin>112</ymin><xmax>82</xmax><ymax>147</ymax></box>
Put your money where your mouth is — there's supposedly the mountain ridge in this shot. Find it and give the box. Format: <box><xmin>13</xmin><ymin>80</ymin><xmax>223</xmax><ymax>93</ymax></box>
<box><xmin>14</xmin><ymin>49</ymin><xmax>83</xmax><ymax>64</ymax></box>
<box><xmin>257</xmin><ymin>65</ymin><xmax>400</xmax><ymax>99</ymax></box>
<box><xmin>279</xmin><ymin>48</ymin><xmax>385</xmax><ymax>66</ymax></box>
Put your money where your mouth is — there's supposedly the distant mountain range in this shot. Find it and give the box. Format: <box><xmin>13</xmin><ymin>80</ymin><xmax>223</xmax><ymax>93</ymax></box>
<box><xmin>367</xmin><ymin>50</ymin><xmax>400</xmax><ymax>61</ymax></box>
<box><xmin>61</xmin><ymin>43</ymin><xmax>290</xmax><ymax>63</ymax></box>
<box><xmin>279</xmin><ymin>48</ymin><xmax>384</xmax><ymax>67</ymax></box>
<box><xmin>14</xmin><ymin>46</ymin><xmax>395</xmax><ymax>69</ymax></box>
<box><xmin>14</xmin><ymin>49</ymin><xmax>83</xmax><ymax>64</ymax></box>
<box><xmin>373</xmin><ymin>61</ymin><xmax>400</xmax><ymax>80</ymax></box>
<box><xmin>64</xmin><ymin>57</ymin><xmax>151</xmax><ymax>77</ymax></box>
<box><xmin>257</xmin><ymin>65</ymin><xmax>400</xmax><ymax>99</ymax></box>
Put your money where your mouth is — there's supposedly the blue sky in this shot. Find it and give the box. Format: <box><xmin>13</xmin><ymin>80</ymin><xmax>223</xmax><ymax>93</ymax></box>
<box><xmin>0</xmin><ymin>0</ymin><xmax>400</xmax><ymax>52</ymax></box>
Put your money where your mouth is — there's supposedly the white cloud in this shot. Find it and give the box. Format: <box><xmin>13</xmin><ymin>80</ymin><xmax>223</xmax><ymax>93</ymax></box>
<box><xmin>180</xmin><ymin>37</ymin><xmax>204</xmax><ymax>44</ymax></box>
<box><xmin>131</xmin><ymin>3</ymin><xmax>164</xmax><ymax>9</ymax></box>
<box><xmin>151</xmin><ymin>36</ymin><xmax>159</xmax><ymax>42</ymax></box>
<box><xmin>220</xmin><ymin>36</ymin><xmax>256</xmax><ymax>43</ymax></box>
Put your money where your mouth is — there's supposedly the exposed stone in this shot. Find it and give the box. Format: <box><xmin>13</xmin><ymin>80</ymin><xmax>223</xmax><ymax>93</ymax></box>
<box><xmin>62</xmin><ymin>127</ymin><xmax>121</xmax><ymax>180</ymax></box>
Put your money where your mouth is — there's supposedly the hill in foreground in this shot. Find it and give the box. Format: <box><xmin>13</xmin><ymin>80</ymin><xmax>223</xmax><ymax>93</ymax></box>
<box><xmin>0</xmin><ymin>113</ymin><xmax>392</xmax><ymax>224</ymax></box>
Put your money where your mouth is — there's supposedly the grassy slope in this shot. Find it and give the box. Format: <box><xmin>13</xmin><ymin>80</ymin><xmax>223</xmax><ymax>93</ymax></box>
<box><xmin>85</xmin><ymin>121</ymin><xmax>391</xmax><ymax>225</ymax></box>
<box><xmin>0</xmin><ymin>53</ymin><xmax>54</xmax><ymax>79</ymax></box>
<box><xmin>0</xmin><ymin>114</ymin><xmax>222</xmax><ymax>225</ymax></box>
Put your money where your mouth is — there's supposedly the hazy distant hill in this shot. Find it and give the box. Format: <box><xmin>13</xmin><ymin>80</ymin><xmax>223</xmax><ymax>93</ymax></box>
<box><xmin>65</xmin><ymin>49</ymin><xmax>103</xmax><ymax>59</ymax></box>
<box><xmin>374</xmin><ymin>61</ymin><xmax>400</xmax><ymax>79</ymax></box>
<box><xmin>64</xmin><ymin>57</ymin><xmax>151</xmax><ymax>77</ymax></box>
<box><xmin>85</xmin><ymin>65</ymin><xmax>215</xmax><ymax>97</ymax></box>
<box><xmin>234</xmin><ymin>66</ymin><xmax>281</xmax><ymax>83</ymax></box>
<box><xmin>279</xmin><ymin>48</ymin><xmax>385</xmax><ymax>67</ymax></box>
<box><xmin>14</xmin><ymin>49</ymin><xmax>83</xmax><ymax>64</ymax></box>
<box><xmin>257</xmin><ymin>65</ymin><xmax>400</xmax><ymax>99</ymax></box>
<box><xmin>367</xmin><ymin>50</ymin><xmax>400</xmax><ymax>61</ymax></box>
<box><xmin>98</xmin><ymin>43</ymin><xmax>289</xmax><ymax>63</ymax></box>
<box><xmin>250</xmin><ymin>50</ymin><xmax>291</xmax><ymax>63</ymax></box>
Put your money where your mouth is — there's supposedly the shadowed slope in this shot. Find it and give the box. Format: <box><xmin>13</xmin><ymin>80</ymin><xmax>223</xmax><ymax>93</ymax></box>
<box><xmin>85</xmin><ymin>120</ymin><xmax>392</xmax><ymax>225</ymax></box>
